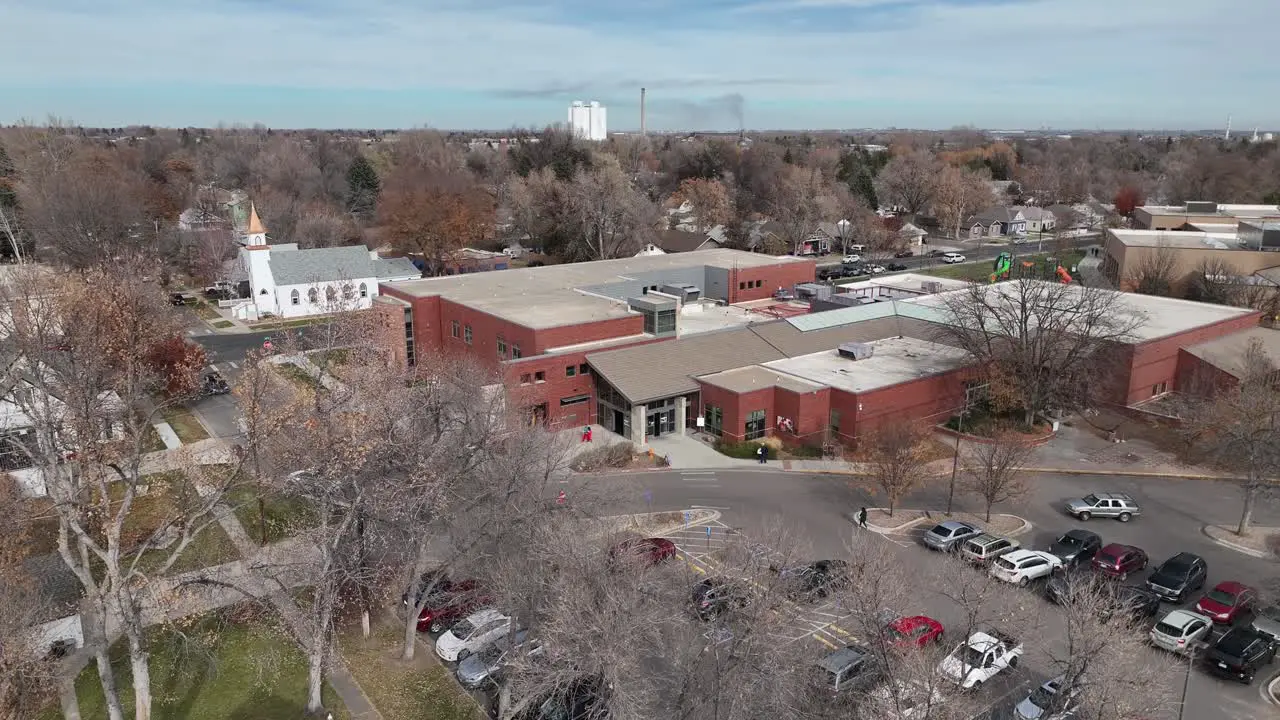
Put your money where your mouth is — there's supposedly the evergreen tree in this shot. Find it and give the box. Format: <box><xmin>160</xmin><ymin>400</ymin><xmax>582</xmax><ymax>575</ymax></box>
<box><xmin>0</xmin><ymin>143</ymin><xmax>17</xmax><ymax>210</ymax></box>
<box><xmin>346</xmin><ymin>154</ymin><xmax>381</xmax><ymax>218</ymax></box>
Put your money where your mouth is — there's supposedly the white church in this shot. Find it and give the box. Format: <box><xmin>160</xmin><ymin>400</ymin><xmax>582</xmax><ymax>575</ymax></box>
<box><xmin>232</xmin><ymin>205</ymin><xmax>419</xmax><ymax>321</ymax></box>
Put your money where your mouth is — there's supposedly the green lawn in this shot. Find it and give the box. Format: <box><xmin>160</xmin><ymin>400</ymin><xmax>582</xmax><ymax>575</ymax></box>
<box><xmin>920</xmin><ymin>250</ymin><xmax>1085</xmax><ymax>282</ymax></box>
<box><xmin>339</xmin><ymin>621</ymin><xmax>481</xmax><ymax>720</ymax></box>
<box><xmin>211</xmin><ymin>320</ymin><xmax>235</xmax><ymax>329</ymax></box>
<box><xmin>227</xmin><ymin>484</ymin><xmax>318</xmax><ymax>545</ymax></box>
<box><xmin>161</xmin><ymin>406</ymin><xmax>210</xmax><ymax>444</ymax></box>
<box><xmin>190</xmin><ymin>300</ymin><xmax>223</xmax><ymax>321</ymax></box>
<box><xmin>41</xmin><ymin>607</ymin><xmax>348</xmax><ymax>720</ymax></box>
<box><xmin>250</xmin><ymin>317</ymin><xmax>322</xmax><ymax>330</ymax></box>
<box><xmin>275</xmin><ymin>363</ymin><xmax>324</xmax><ymax>392</ymax></box>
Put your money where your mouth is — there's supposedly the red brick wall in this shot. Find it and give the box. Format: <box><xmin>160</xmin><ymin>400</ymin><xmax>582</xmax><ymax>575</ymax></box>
<box><xmin>699</xmin><ymin>383</ymin><xmax>775</xmax><ymax>442</ymax></box>
<box><xmin>533</xmin><ymin>316</ymin><xmax>644</xmax><ymax>354</ymax></box>
<box><xmin>833</xmin><ymin>368</ymin><xmax>970</xmax><ymax>442</ymax></box>
<box><xmin>728</xmin><ymin>261</ymin><xmax>816</xmax><ymax>303</ymax></box>
<box><xmin>1122</xmin><ymin>313</ymin><xmax>1260</xmax><ymax>404</ymax></box>
<box><xmin>773</xmin><ymin>387</ymin><xmax>831</xmax><ymax>446</ymax></box>
<box><xmin>503</xmin><ymin>352</ymin><xmax>599</xmax><ymax>428</ymax></box>
<box><xmin>1174</xmin><ymin>349</ymin><xmax>1239</xmax><ymax>398</ymax></box>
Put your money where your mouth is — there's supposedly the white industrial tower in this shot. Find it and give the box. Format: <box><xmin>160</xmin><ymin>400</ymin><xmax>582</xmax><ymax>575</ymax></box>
<box><xmin>569</xmin><ymin>101</ymin><xmax>607</xmax><ymax>141</ymax></box>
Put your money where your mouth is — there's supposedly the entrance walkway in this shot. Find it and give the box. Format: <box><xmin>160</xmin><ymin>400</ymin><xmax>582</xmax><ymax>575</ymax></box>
<box><xmin>642</xmin><ymin>432</ymin><xmax>760</xmax><ymax>470</ymax></box>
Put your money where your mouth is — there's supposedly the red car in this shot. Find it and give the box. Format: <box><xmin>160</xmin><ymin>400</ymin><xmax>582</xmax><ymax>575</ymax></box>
<box><xmin>1091</xmin><ymin>543</ymin><xmax>1148</xmax><ymax>581</ymax></box>
<box><xmin>609</xmin><ymin>537</ymin><xmax>677</xmax><ymax>566</ymax></box>
<box><xmin>884</xmin><ymin>615</ymin><xmax>944</xmax><ymax>647</ymax></box>
<box><xmin>1196</xmin><ymin>581</ymin><xmax>1258</xmax><ymax>624</ymax></box>
<box><xmin>410</xmin><ymin>579</ymin><xmax>491</xmax><ymax>633</ymax></box>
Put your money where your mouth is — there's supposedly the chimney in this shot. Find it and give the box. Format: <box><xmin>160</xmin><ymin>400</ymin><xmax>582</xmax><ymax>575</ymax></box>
<box><xmin>640</xmin><ymin>87</ymin><xmax>647</xmax><ymax>137</ymax></box>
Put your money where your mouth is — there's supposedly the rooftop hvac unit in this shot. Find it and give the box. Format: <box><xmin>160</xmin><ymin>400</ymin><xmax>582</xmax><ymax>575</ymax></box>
<box><xmin>921</xmin><ymin>281</ymin><xmax>942</xmax><ymax>294</ymax></box>
<box><xmin>1185</xmin><ymin>201</ymin><xmax>1218</xmax><ymax>214</ymax></box>
<box><xmin>837</xmin><ymin>342</ymin><xmax>875</xmax><ymax>361</ymax></box>
<box><xmin>794</xmin><ymin>282</ymin><xmax>826</xmax><ymax>299</ymax></box>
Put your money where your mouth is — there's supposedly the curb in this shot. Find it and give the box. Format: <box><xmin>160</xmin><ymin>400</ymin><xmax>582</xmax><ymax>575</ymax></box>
<box><xmin>1200</xmin><ymin>525</ymin><xmax>1274</xmax><ymax>559</ymax></box>
<box><xmin>1264</xmin><ymin>670</ymin><xmax>1280</xmax><ymax>706</ymax></box>
<box><xmin>1021</xmin><ymin>467</ymin><xmax>1244</xmax><ymax>481</ymax></box>
<box><xmin>863</xmin><ymin>509</ymin><xmax>1032</xmax><ymax>538</ymax></box>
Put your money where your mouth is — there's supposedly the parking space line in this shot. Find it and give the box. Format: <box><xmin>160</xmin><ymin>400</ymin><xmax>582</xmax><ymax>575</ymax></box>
<box><xmin>811</xmin><ymin>633</ymin><xmax>838</xmax><ymax>649</ymax></box>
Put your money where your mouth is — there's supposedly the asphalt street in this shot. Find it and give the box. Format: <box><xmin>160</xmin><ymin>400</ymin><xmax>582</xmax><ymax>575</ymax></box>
<box><xmin>811</xmin><ymin>233</ymin><xmax>1101</xmax><ymax>272</ymax></box>
<box><xmin>577</xmin><ymin>468</ymin><xmax>1280</xmax><ymax>720</ymax></box>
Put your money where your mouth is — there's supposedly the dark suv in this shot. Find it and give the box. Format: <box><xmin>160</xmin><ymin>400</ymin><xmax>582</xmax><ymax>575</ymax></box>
<box><xmin>1146</xmin><ymin>552</ymin><xmax>1208</xmax><ymax>602</ymax></box>
<box><xmin>815</xmin><ymin>643</ymin><xmax>883</xmax><ymax>695</ymax></box>
<box><xmin>1202</xmin><ymin>627</ymin><xmax>1277</xmax><ymax>684</ymax></box>
<box><xmin>781</xmin><ymin>559</ymin><xmax>851</xmax><ymax>601</ymax></box>
<box><xmin>1048</xmin><ymin>529</ymin><xmax>1102</xmax><ymax>568</ymax></box>
<box><xmin>692</xmin><ymin>578</ymin><xmax>751</xmax><ymax>621</ymax></box>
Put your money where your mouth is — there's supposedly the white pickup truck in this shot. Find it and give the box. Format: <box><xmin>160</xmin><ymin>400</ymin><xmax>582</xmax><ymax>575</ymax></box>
<box><xmin>938</xmin><ymin>629</ymin><xmax>1023</xmax><ymax>689</ymax></box>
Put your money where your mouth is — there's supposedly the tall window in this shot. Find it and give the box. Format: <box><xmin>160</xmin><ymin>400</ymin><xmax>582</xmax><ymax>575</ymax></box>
<box><xmin>829</xmin><ymin>409</ymin><xmax>841</xmax><ymax>437</ymax></box>
<box><xmin>511</xmin><ymin>344</ymin><xmax>522</xmax><ymax>359</ymax></box>
<box><xmin>464</xmin><ymin>324</ymin><xmax>473</xmax><ymax>345</ymax></box>
<box><xmin>341</xmin><ymin>283</ymin><xmax>354</xmax><ymax>300</ymax></box>
<box><xmin>359</xmin><ymin>282</ymin><xmax>368</xmax><ymax>298</ymax></box>
<box><xmin>497</xmin><ymin>335</ymin><xmax>507</xmax><ymax>358</ymax></box>
<box><xmin>705</xmin><ymin>406</ymin><xmax>723</xmax><ymax>436</ymax></box>
<box><xmin>745</xmin><ymin>409</ymin><xmax>766</xmax><ymax>440</ymax></box>
<box><xmin>404</xmin><ymin>308</ymin><xmax>416</xmax><ymax>367</ymax></box>
<box><xmin>308</xmin><ymin>287</ymin><xmax>319</xmax><ymax>304</ymax></box>
<box><xmin>451</xmin><ymin>320</ymin><xmax>460</xmax><ymax>339</ymax></box>
<box><xmin>290</xmin><ymin>289</ymin><xmax>300</xmax><ymax>305</ymax></box>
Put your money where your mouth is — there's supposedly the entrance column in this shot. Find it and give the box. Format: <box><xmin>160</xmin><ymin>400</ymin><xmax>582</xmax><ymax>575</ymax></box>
<box><xmin>675</xmin><ymin>396</ymin><xmax>687</xmax><ymax>434</ymax></box>
<box><xmin>631</xmin><ymin>403</ymin><xmax>647</xmax><ymax>445</ymax></box>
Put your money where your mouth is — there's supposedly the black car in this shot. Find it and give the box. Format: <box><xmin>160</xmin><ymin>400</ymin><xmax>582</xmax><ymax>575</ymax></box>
<box><xmin>1202</xmin><ymin>627</ymin><xmax>1277</xmax><ymax>684</ymax></box>
<box><xmin>201</xmin><ymin>371</ymin><xmax>231</xmax><ymax>396</ymax></box>
<box><xmin>169</xmin><ymin>292</ymin><xmax>191</xmax><ymax>306</ymax></box>
<box><xmin>885</xmin><ymin>262</ymin><xmax>908</xmax><ymax>271</ymax></box>
<box><xmin>1099</xmin><ymin>585</ymin><xmax>1161</xmax><ymax>623</ymax></box>
<box><xmin>1048</xmin><ymin>529</ymin><xmax>1102</xmax><ymax>568</ymax></box>
<box><xmin>781</xmin><ymin>559</ymin><xmax>851</xmax><ymax>601</ymax></box>
<box><xmin>1145</xmin><ymin>552</ymin><xmax>1208</xmax><ymax>602</ymax></box>
<box><xmin>842</xmin><ymin>262</ymin><xmax>867</xmax><ymax>275</ymax></box>
<box><xmin>692</xmin><ymin>578</ymin><xmax>750</xmax><ymax>621</ymax></box>
<box><xmin>893</xmin><ymin>250</ymin><xmax>914</xmax><ymax>258</ymax></box>
<box><xmin>1044</xmin><ymin>567</ymin><xmax>1092</xmax><ymax>605</ymax></box>
<box><xmin>514</xmin><ymin>673</ymin><xmax>609</xmax><ymax>720</ymax></box>
<box><xmin>818</xmin><ymin>267</ymin><xmax>844</xmax><ymax>281</ymax></box>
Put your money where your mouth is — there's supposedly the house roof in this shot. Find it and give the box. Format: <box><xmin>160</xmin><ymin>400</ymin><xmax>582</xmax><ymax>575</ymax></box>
<box><xmin>23</xmin><ymin>553</ymin><xmax>83</xmax><ymax>623</ymax></box>
<box><xmin>655</xmin><ymin>229</ymin><xmax>712</xmax><ymax>253</ymax></box>
<box><xmin>974</xmin><ymin>207</ymin><xmax>1022</xmax><ymax>224</ymax></box>
<box><xmin>268</xmin><ymin>246</ymin><xmax>417</xmax><ymax>285</ymax></box>
<box><xmin>1183</xmin><ymin>326</ymin><xmax>1280</xmax><ymax>379</ymax></box>
<box><xmin>1012</xmin><ymin>206</ymin><xmax>1054</xmax><ymax>221</ymax></box>
<box><xmin>697</xmin><ymin>365</ymin><xmax>825</xmax><ymax>395</ymax></box>
<box><xmin>246</xmin><ymin>203</ymin><xmax>267</xmax><ymax>234</ymax></box>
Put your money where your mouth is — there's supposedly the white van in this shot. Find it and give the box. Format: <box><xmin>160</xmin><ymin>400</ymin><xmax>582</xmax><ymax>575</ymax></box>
<box><xmin>846</xmin><ymin>244</ymin><xmax>866</xmax><ymax>253</ymax></box>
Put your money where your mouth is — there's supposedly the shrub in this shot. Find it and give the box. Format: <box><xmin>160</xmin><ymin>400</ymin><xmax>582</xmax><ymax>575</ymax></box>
<box><xmin>714</xmin><ymin>440</ymin><xmax>775</xmax><ymax>460</ymax></box>
<box><xmin>570</xmin><ymin>441</ymin><xmax>635</xmax><ymax>472</ymax></box>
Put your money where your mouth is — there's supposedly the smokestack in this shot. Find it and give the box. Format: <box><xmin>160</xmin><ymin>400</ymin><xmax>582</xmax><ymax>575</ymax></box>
<box><xmin>640</xmin><ymin>87</ymin><xmax>647</xmax><ymax>137</ymax></box>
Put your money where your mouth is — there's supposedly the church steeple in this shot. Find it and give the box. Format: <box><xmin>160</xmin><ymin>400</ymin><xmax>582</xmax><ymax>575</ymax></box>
<box><xmin>245</xmin><ymin>202</ymin><xmax>267</xmax><ymax>244</ymax></box>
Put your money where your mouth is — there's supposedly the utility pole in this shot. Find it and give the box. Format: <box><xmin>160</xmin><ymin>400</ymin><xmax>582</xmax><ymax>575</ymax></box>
<box><xmin>946</xmin><ymin>382</ymin><xmax>988</xmax><ymax>516</ymax></box>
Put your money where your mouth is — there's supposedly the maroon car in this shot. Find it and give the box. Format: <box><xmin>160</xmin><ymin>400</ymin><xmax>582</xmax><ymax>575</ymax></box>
<box><xmin>884</xmin><ymin>615</ymin><xmax>944</xmax><ymax>647</ymax></box>
<box><xmin>1196</xmin><ymin>581</ymin><xmax>1258</xmax><ymax>625</ymax></box>
<box><xmin>610</xmin><ymin>537</ymin><xmax>677</xmax><ymax>566</ymax></box>
<box><xmin>1091</xmin><ymin>543</ymin><xmax>1148</xmax><ymax>581</ymax></box>
<box><xmin>409</xmin><ymin>579</ymin><xmax>491</xmax><ymax>633</ymax></box>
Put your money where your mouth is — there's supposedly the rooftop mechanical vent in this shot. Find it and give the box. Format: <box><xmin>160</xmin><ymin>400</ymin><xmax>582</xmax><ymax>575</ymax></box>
<box><xmin>837</xmin><ymin>342</ymin><xmax>875</xmax><ymax>361</ymax></box>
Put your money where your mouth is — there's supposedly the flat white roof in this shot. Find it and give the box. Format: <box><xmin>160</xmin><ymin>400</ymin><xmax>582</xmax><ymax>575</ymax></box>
<box><xmin>762</xmin><ymin>336</ymin><xmax>971</xmax><ymax>394</ymax></box>
<box><xmin>1108</xmin><ymin>229</ymin><xmax>1240</xmax><ymax>249</ymax></box>
<box><xmin>1140</xmin><ymin>204</ymin><xmax>1280</xmax><ymax>217</ymax></box>
<box><xmin>836</xmin><ymin>273</ymin><xmax>972</xmax><ymax>294</ymax></box>
<box><xmin>907</xmin><ymin>281</ymin><xmax>1255</xmax><ymax>342</ymax></box>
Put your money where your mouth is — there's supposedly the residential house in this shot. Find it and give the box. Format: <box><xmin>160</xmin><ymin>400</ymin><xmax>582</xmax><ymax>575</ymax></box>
<box><xmin>439</xmin><ymin>248</ymin><xmax>509</xmax><ymax>274</ymax></box>
<box><xmin>883</xmin><ymin>217</ymin><xmax>927</xmax><ymax>249</ymax></box>
<box><xmin>973</xmin><ymin>207</ymin><xmax>1027</xmax><ymax>236</ymax></box>
<box><xmin>801</xmin><ymin>222</ymin><xmax>844</xmax><ymax>255</ymax></box>
<box><xmin>655</xmin><ymin>228</ymin><xmax>722</xmax><ymax>254</ymax></box>
<box><xmin>23</xmin><ymin>553</ymin><xmax>84</xmax><ymax>655</ymax></box>
<box><xmin>1012</xmin><ymin>206</ymin><xmax>1056</xmax><ymax>233</ymax></box>
<box><xmin>957</xmin><ymin>217</ymin><xmax>992</xmax><ymax>240</ymax></box>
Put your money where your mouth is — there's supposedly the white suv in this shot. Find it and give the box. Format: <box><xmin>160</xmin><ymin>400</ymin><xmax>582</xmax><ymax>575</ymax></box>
<box><xmin>941</xmin><ymin>252</ymin><xmax>966</xmax><ymax>264</ymax></box>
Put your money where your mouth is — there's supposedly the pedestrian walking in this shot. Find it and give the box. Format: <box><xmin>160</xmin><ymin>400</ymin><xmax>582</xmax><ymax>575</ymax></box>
<box><xmin>855</xmin><ymin>506</ymin><xmax>868</xmax><ymax>529</ymax></box>
<box><xmin>584</xmin><ymin>426</ymin><xmax>593</xmax><ymax>442</ymax></box>
<box><xmin>556</xmin><ymin>489</ymin><xmax>567</xmax><ymax>505</ymax></box>
<box><xmin>756</xmin><ymin>445</ymin><xmax>767</xmax><ymax>464</ymax></box>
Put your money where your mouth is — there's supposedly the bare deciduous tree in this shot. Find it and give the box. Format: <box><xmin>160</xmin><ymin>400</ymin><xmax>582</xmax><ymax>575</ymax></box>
<box><xmin>1129</xmin><ymin>242</ymin><xmax>1178</xmax><ymax>297</ymax></box>
<box><xmin>566</xmin><ymin>160</ymin><xmax>661</xmax><ymax>260</ymax></box>
<box><xmin>378</xmin><ymin>165</ymin><xmax>494</xmax><ymax>276</ymax></box>
<box><xmin>938</xmin><ymin>280</ymin><xmax>1143</xmax><ymax>428</ymax></box>
<box><xmin>0</xmin><ymin>476</ymin><xmax>58</xmax><ymax>720</ymax></box>
<box><xmin>933</xmin><ymin>167</ymin><xmax>994</xmax><ymax>241</ymax></box>
<box><xmin>862</xmin><ymin>421</ymin><xmax>934</xmax><ymax>517</ymax></box>
<box><xmin>674</xmin><ymin>177</ymin><xmax>733</xmax><ymax>233</ymax></box>
<box><xmin>874</xmin><ymin>150</ymin><xmax>942</xmax><ymax>216</ymax></box>
<box><xmin>1179</xmin><ymin>339</ymin><xmax>1280</xmax><ymax>535</ymax></box>
<box><xmin>962</xmin><ymin>433</ymin><xmax>1033</xmax><ymax>522</ymax></box>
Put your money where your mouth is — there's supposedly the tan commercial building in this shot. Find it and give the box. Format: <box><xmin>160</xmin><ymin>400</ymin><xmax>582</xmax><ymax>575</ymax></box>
<box><xmin>1102</xmin><ymin>226</ymin><xmax>1280</xmax><ymax>293</ymax></box>
<box><xmin>1133</xmin><ymin>201</ymin><xmax>1280</xmax><ymax>230</ymax></box>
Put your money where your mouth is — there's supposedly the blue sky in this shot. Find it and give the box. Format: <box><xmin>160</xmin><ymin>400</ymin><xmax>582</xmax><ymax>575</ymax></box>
<box><xmin>2</xmin><ymin>0</ymin><xmax>1278</xmax><ymax>131</ymax></box>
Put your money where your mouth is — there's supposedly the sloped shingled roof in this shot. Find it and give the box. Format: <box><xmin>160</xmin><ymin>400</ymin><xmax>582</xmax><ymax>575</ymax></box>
<box><xmin>269</xmin><ymin>246</ymin><xmax>418</xmax><ymax>285</ymax></box>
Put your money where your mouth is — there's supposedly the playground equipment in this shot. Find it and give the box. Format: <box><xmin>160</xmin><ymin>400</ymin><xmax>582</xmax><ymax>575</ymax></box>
<box><xmin>990</xmin><ymin>252</ymin><xmax>1013</xmax><ymax>282</ymax></box>
<box><xmin>1056</xmin><ymin>266</ymin><xmax>1073</xmax><ymax>284</ymax></box>
<box><xmin>989</xmin><ymin>251</ymin><xmax>1074</xmax><ymax>284</ymax></box>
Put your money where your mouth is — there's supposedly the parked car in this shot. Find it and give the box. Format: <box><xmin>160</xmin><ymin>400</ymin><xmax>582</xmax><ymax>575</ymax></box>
<box><xmin>1064</xmin><ymin>492</ymin><xmax>1140</xmax><ymax>522</ymax></box>
<box><xmin>1044</xmin><ymin>567</ymin><xmax>1091</xmax><ymax>605</ymax></box>
<box><xmin>1202</xmin><ymin>626</ymin><xmax>1277</xmax><ymax>684</ymax></box>
<box><xmin>926</xmin><ymin>249</ymin><xmax>946</xmax><ymax>257</ymax></box>
<box><xmin>941</xmin><ymin>252</ymin><xmax>966</xmax><ymax>264</ymax></box>
<box><xmin>435</xmin><ymin>609</ymin><xmax>514</xmax><ymax>662</ymax></box>
<box><xmin>867</xmin><ymin>264</ymin><xmax>886</xmax><ymax>274</ymax></box>
<box><xmin>818</xmin><ymin>266</ymin><xmax>844</xmax><ymax>281</ymax></box>
<box><xmin>938</xmin><ymin>629</ymin><xmax>1022</xmax><ymax>689</ymax></box>
<box><xmin>1014</xmin><ymin>675</ymin><xmax>1080</xmax><ymax>720</ymax></box>
<box><xmin>1091</xmin><ymin>543</ymin><xmax>1148</xmax><ymax>581</ymax></box>
<box><xmin>407</xmin><ymin>578</ymin><xmax>489</xmax><ymax>633</ymax></box>
<box><xmin>815</xmin><ymin>643</ymin><xmax>883</xmax><ymax>694</ymax></box>
<box><xmin>1048</xmin><ymin>529</ymin><xmax>1102</xmax><ymax>568</ymax></box>
<box><xmin>991</xmin><ymin>550</ymin><xmax>1062</xmax><ymax>586</ymax></box>
<box><xmin>1145</xmin><ymin>552</ymin><xmax>1208</xmax><ymax>602</ymax></box>
<box><xmin>609</xmin><ymin>537</ymin><xmax>676</xmax><ymax>567</ymax></box>
<box><xmin>959</xmin><ymin>534</ymin><xmax>1021</xmax><ymax>566</ymax></box>
<box><xmin>1196</xmin><ymin>581</ymin><xmax>1258</xmax><ymax>624</ymax></box>
<box><xmin>169</xmin><ymin>292</ymin><xmax>194</xmax><ymax>306</ymax></box>
<box><xmin>1099</xmin><ymin>585</ymin><xmax>1161</xmax><ymax>623</ymax></box>
<box><xmin>1150</xmin><ymin>609</ymin><xmax>1214</xmax><ymax>655</ymax></box>
<box><xmin>456</xmin><ymin>629</ymin><xmax>543</xmax><ymax>688</ymax></box>
<box><xmin>511</xmin><ymin>673</ymin><xmax>608</xmax><ymax>720</ymax></box>
<box><xmin>894</xmin><ymin>250</ymin><xmax>914</xmax><ymax>258</ymax></box>
<box><xmin>692</xmin><ymin>577</ymin><xmax>750</xmax><ymax>620</ymax></box>
<box><xmin>781</xmin><ymin>559</ymin><xmax>850</xmax><ymax>601</ymax></box>
<box><xmin>883</xmin><ymin>614</ymin><xmax>945</xmax><ymax>647</ymax></box>
<box><xmin>921</xmin><ymin>521</ymin><xmax>983</xmax><ymax>552</ymax></box>
<box><xmin>842</xmin><ymin>254</ymin><xmax>862</xmax><ymax>264</ymax></box>
<box><xmin>842</xmin><ymin>262</ymin><xmax>868</xmax><ymax>275</ymax></box>
<box><xmin>201</xmin><ymin>371</ymin><xmax>230</xmax><ymax>396</ymax></box>
<box><xmin>1251</xmin><ymin>605</ymin><xmax>1280</xmax><ymax>643</ymax></box>
<box><xmin>885</xmin><ymin>262</ymin><xmax>909</xmax><ymax>271</ymax></box>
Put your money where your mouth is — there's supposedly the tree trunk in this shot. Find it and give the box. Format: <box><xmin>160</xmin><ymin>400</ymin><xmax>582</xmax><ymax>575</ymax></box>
<box><xmin>87</xmin><ymin>602</ymin><xmax>125</xmax><ymax>720</ymax></box>
<box><xmin>1023</xmin><ymin>407</ymin><xmax>1036</xmax><ymax>430</ymax></box>
<box><xmin>1236</xmin><ymin>484</ymin><xmax>1257</xmax><ymax>536</ymax></box>
<box><xmin>126</xmin><ymin>633</ymin><xmax>152</xmax><ymax>720</ymax></box>
<box><xmin>985</xmin><ymin>502</ymin><xmax>993</xmax><ymax>523</ymax></box>
<box><xmin>306</xmin><ymin>610</ymin><xmax>330</xmax><ymax>714</ymax></box>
